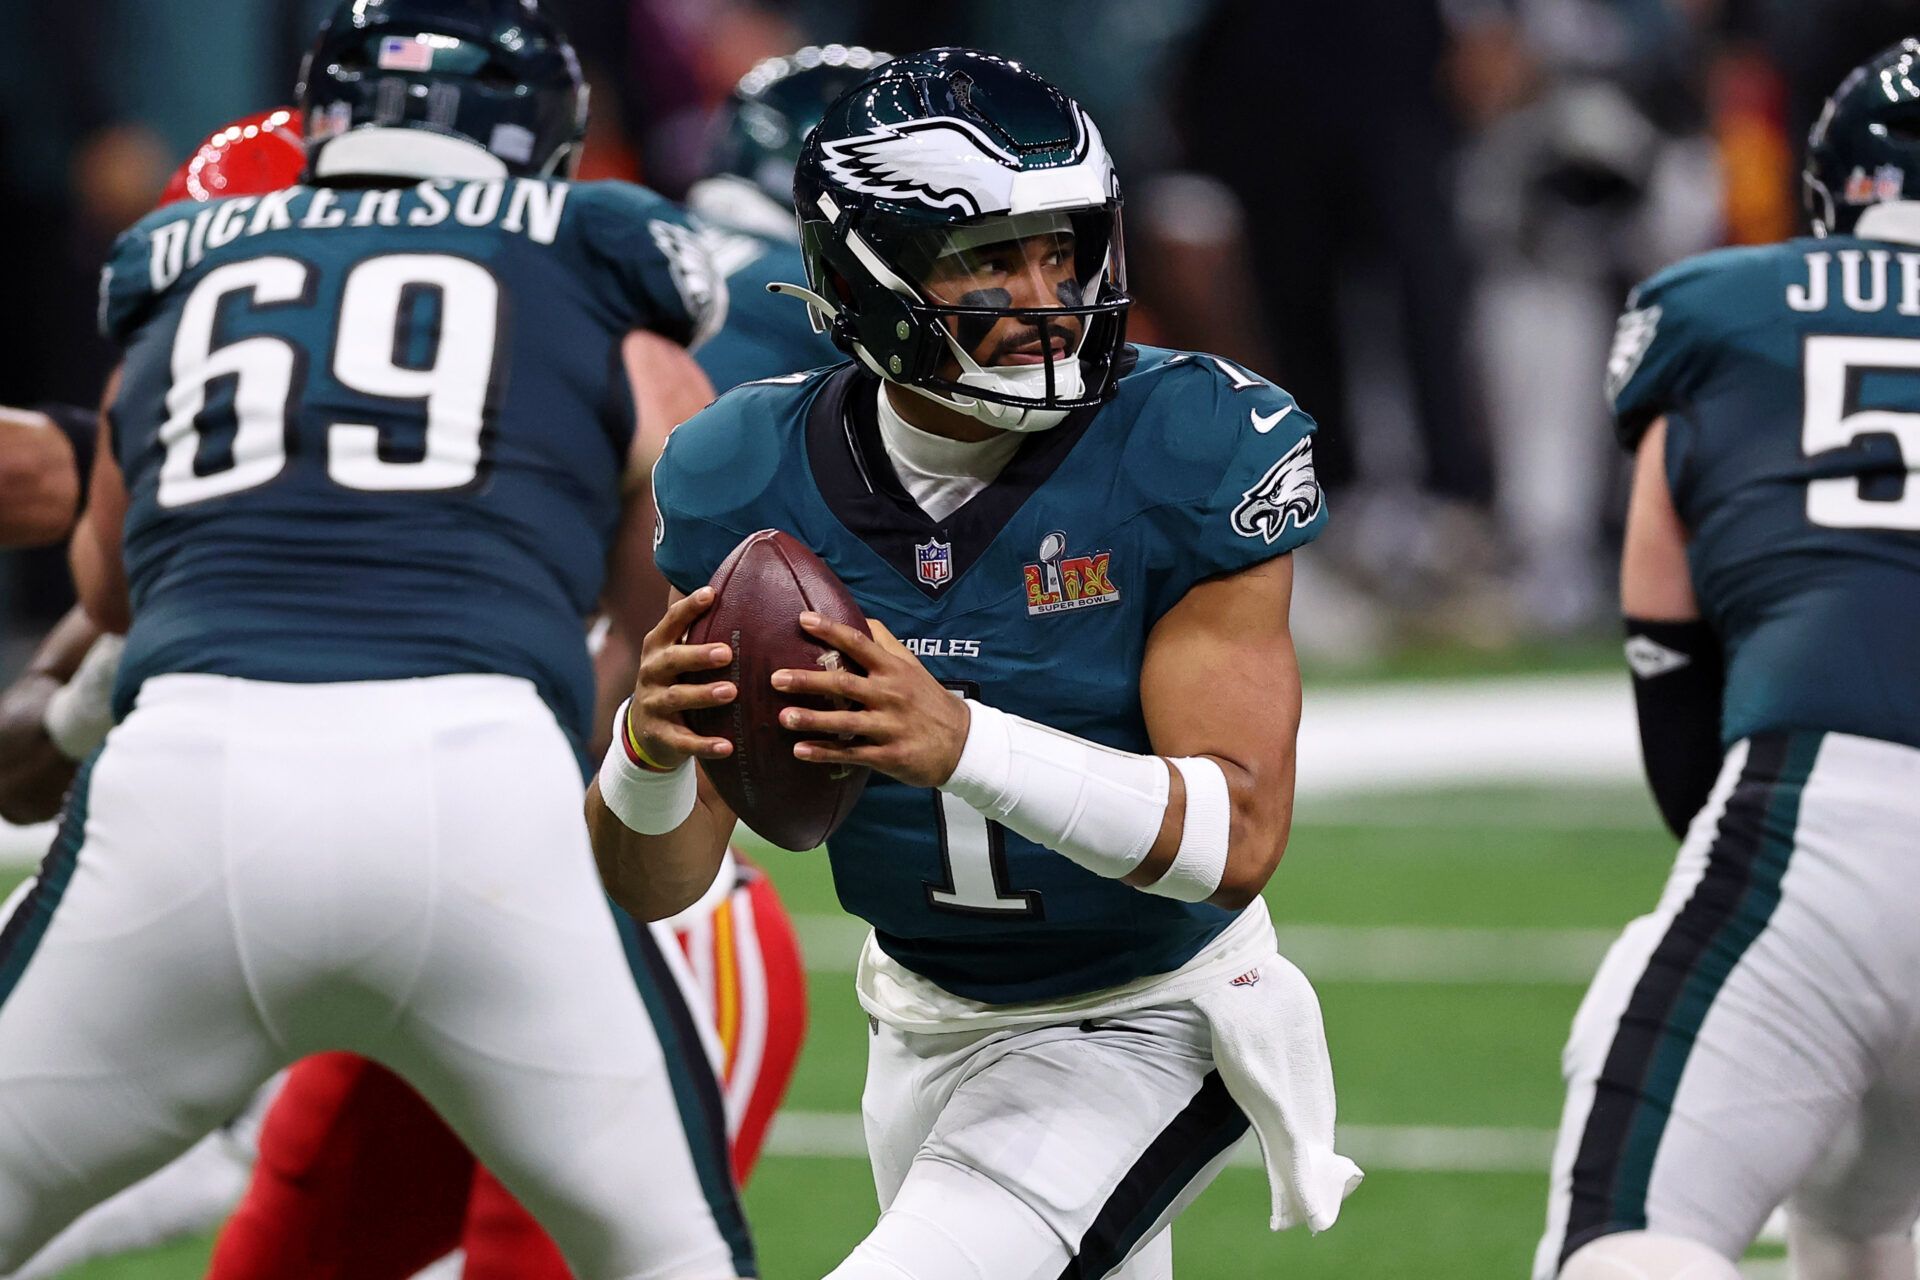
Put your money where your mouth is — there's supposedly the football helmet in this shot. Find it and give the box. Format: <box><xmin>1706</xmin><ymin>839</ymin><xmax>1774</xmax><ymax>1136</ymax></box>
<box><xmin>705</xmin><ymin>44</ymin><xmax>891</xmax><ymax>224</ymax></box>
<box><xmin>1805</xmin><ymin>38</ymin><xmax>1920</xmax><ymax>236</ymax></box>
<box><xmin>297</xmin><ymin>0</ymin><xmax>587</xmax><ymax>184</ymax></box>
<box><xmin>788</xmin><ymin>48</ymin><xmax>1129</xmax><ymax>432</ymax></box>
<box><xmin>160</xmin><ymin>108</ymin><xmax>306</xmax><ymax>206</ymax></box>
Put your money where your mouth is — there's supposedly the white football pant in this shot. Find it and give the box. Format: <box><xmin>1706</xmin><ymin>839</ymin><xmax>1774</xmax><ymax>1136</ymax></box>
<box><xmin>0</xmin><ymin>674</ymin><xmax>752</xmax><ymax>1280</ymax></box>
<box><xmin>1536</xmin><ymin>731</ymin><xmax>1920</xmax><ymax>1279</ymax></box>
<box><xmin>832</xmin><ymin>1004</ymin><xmax>1245</xmax><ymax>1279</ymax></box>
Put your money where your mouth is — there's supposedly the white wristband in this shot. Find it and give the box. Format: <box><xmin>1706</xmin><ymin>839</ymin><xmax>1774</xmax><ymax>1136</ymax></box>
<box><xmin>597</xmin><ymin>699</ymin><xmax>698</xmax><ymax>835</ymax></box>
<box><xmin>941</xmin><ymin>699</ymin><xmax>1169</xmax><ymax>881</ymax></box>
<box><xmin>1141</xmin><ymin>756</ymin><xmax>1231</xmax><ymax>902</ymax></box>
<box><xmin>43</xmin><ymin>634</ymin><xmax>126</xmax><ymax>761</ymax></box>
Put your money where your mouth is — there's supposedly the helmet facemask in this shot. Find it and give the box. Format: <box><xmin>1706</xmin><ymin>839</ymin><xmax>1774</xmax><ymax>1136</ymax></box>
<box><xmin>805</xmin><ymin>196</ymin><xmax>1129</xmax><ymax>433</ymax></box>
<box><xmin>897</xmin><ymin>208</ymin><xmax>1123</xmax><ymax>430</ymax></box>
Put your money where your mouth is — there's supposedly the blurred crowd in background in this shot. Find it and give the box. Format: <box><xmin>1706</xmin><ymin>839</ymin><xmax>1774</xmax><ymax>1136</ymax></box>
<box><xmin>2</xmin><ymin>0</ymin><xmax>1914</xmax><ymax>666</ymax></box>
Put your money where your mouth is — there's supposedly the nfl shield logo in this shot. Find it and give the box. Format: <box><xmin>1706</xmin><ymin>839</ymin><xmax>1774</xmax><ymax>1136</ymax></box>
<box><xmin>915</xmin><ymin>539</ymin><xmax>953</xmax><ymax>589</ymax></box>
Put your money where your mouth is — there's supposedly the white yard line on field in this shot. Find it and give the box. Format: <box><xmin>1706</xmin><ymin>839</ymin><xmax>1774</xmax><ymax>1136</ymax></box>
<box><xmin>1296</xmin><ymin>674</ymin><xmax>1638</xmax><ymax>796</ymax></box>
<box><xmin>792</xmin><ymin>914</ymin><xmax>1617</xmax><ymax>985</ymax></box>
<box><xmin>0</xmin><ymin>673</ymin><xmax>1644</xmax><ymax>874</ymax></box>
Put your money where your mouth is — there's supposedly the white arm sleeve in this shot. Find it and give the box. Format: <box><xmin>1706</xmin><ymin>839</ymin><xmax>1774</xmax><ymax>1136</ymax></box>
<box><xmin>940</xmin><ymin>700</ymin><xmax>1232</xmax><ymax>901</ymax></box>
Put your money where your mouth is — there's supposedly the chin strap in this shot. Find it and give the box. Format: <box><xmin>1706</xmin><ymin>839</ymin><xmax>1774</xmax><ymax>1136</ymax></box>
<box><xmin>766</xmin><ymin>281</ymin><xmax>840</xmax><ymax>336</ymax></box>
<box><xmin>770</xmin><ymin>279</ymin><xmax>1074</xmax><ymax>431</ymax></box>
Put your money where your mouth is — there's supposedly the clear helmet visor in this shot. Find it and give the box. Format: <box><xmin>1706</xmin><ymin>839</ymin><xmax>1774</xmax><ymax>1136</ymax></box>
<box><xmin>903</xmin><ymin>210</ymin><xmax>1102</xmax><ymax>365</ymax></box>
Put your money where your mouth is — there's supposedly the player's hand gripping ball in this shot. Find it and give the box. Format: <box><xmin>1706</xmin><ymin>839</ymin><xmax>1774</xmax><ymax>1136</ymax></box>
<box><xmin>675</xmin><ymin>530</ymin><xmax>874</xmax><ymax>851</ymax></box>
<box><xmin>772</xmin><ymin>602</ymin><xmax>973</xmax><ymax>795</ymax></box>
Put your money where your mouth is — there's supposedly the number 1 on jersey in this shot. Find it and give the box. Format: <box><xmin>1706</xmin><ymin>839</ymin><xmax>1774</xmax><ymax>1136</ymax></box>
<box><xmin>925</xmin><ymin>685</ymin><xmax>1043</xmax><ymax>918</ymax></box>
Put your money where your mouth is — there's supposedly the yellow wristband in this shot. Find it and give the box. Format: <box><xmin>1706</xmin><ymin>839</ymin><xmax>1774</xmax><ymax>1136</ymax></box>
<box><xmin>622</xmin><ymin>701</ymin><xmax>679</xmax><ymax>773</ymax></box>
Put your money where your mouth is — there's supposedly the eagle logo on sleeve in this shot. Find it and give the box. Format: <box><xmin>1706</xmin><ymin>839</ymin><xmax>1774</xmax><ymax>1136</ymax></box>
<box><xmin>647</xmin><ymin>219</ymin><xmax>729</xmax><ymax>345</ymax></box>
<box><xmin>1606</xmin><ymin>303</ymin><xmax>1662</xmax><ymax>404</ymax></box>
<box><xmin>1231</xmin><ymin>437</ymin><xmax>1323</xmax><ymax>544</ymax></box>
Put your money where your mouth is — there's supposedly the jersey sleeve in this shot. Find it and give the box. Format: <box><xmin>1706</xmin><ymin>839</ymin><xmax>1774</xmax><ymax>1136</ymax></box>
<box><xmin>572</xmin><ymin>181</ymin><xmax>729</xmax><ymax>349</ymax></box>
<box><xmin>650</xmin><ymin>395</ymin><xmax>768</xmax><ymax>595</ymax></box>
<box><xmin>1137</xmin><ymin>357</ymin><xmax>1328</xmax><ymax>600</ymax></box>
<box><xmin>98</xmin><ymin>218</ymin><xmax>160</xmax><ymax>345</ymax></box>
<box><xmin>1606</xmin><ymin>253</ymin><xmax>1741</xmax><ymax>450</ymax></box>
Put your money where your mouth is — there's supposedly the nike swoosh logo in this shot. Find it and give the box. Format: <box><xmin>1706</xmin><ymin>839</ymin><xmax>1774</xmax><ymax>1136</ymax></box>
<box><xmin>1251</xmin><ymin>405</ymin><xmax>1295</xmax><ymax>434</ymax></box>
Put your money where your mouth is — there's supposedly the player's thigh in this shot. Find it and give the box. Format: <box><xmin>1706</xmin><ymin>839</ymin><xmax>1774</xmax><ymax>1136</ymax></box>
<box><xmin>861</xmin><ymin>1017</ymin><xmax>991</xmax><ymax>1209</ymax></box>
<box><xmin>888</xmin><ymin>1006</ymin><xmax>1246</xmax><ymax>1277</ymax></box>
<box><xmin>386</xmin><ymin>724</ymin><xmax>751</xmax><ymax>1279</ymax></box>
<box><xmin>1537</xmin><ymin>733</ymin><xmax>1897</xmax><ymax>1274</ymax></box>
<box><xmin>0</xmin><ymin>740</ymin><xmax>280</xmax><ymax>1264</ymax></box>
<box><xmin>390</xmin><ymin>915</ymin><xmax>751</xmax><ymax>1279</ymax></box>
<box><xmin>1788</xmin><ymin>1054</ymin><xmax>1920</xmax><ymax>1244</ymax></box>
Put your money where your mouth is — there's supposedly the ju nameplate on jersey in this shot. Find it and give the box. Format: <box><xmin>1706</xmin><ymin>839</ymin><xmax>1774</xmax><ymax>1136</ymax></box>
<box><xmin>1606</xmin><ymin>208</ymin><xmax>1920</xmax><ymax>753</ymax></box>
<box><xmin>653</xmin><ymin>345</ymin><xmax>1325</xmax><ymax>1004</ymax></box>
<box><xmin>97</xmin><ymin>178</ymin><xmax>723</xmax><ymax>758</ymax></box>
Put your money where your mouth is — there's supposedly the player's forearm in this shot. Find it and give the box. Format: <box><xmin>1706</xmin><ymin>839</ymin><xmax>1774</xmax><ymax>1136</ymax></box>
<box><xmin>0</xmin><ymin>674</ymin><xmax>76</xmax><ymax>825</ymax></box>
<box><xmin>0</xmin><ymin>611</ymin><xmax>116</xmax><ymax>823</ymax></box>
<box><xmin>587</xmin><ymin>783</ymin><xmax>731</xmax><ymax>920</ymax></box>
<box><xmin>1122</xmin><ymin>751</ymin><xmax>1296</xmax><ymax>910</ymax></box>
<box><xmin>940</xmin><ymin>702</ymin><xmax>1268</xmax><ymax>908</ymax></box>
<box><xmin>0</xmin><ymin>412</ymin><xmax>81</xmax><ymax>547</ymax></box>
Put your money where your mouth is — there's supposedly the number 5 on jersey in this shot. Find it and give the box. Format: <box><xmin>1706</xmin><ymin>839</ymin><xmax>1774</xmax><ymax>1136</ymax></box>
<box><xmin>159</xmin><ymin>252</ymin><xmax>500</xmax><ymax>507</ymax></box>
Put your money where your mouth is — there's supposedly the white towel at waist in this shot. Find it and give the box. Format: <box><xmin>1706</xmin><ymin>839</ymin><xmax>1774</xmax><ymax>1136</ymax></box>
<box><xmin>856</xmin><ymin>897</ymin><xmax>1363</xmax><ymax>1233</ymax></box>
<box><xmin>1193</xmin><ymin>952</ymin><xmax>1364</xmax><ymax>1233</ymax></box>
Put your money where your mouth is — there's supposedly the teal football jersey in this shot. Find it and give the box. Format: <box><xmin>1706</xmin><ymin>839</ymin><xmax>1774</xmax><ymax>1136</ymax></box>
<box><xmin>1610</xmin><ymin>230</ymin><xmax>1920</xmax><ymax>750</ymax></box>
<box><xmin>692</xmin><ymin>225</ymin><xmax>840</xmax><ymax>391</ymax></box>
<box><xmin>99</xmin><ymin>179</ymin><xmax>720</xmax><ymax>757</ymax></box>
<box><xmin>653</xmin><ymin>348</ymin><xmax>1326</xmax><ymax>1003</ymax></box>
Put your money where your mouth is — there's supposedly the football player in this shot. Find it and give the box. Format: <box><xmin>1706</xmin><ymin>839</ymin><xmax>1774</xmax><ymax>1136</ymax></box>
<box><xmin>594</xmin><ymin>50</ymin><xmax>1361</xmax><ymax>1279</ymax></box>
<box><xmin>0</xmin><ymin>3</ymin><xmax>759</xmax><ymax>1278</ymax></box>
<box><xmin>1536</xmin><ymin>39</ymin><xmax>1920</xmax><ymax>1280</ymax></box>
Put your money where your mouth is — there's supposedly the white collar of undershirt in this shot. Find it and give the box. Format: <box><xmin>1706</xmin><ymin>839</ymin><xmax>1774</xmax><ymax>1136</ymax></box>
<box><xmin>876</xmin><ymin>386</ymin><xmax>1021</xmax><ymax>522</ymax></box>
<box><xmin>1854</xmin><ymin>201</ymin><xmax>1920</xmax><ymax>247</ymax></box>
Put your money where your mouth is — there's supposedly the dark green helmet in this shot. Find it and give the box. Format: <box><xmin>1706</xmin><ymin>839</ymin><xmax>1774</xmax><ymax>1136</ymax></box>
<box><xmin>707</xmin><ymin>45</ymin><xmax>891</xmax><ymax>209</ymax></box>
<box><xmin>1805</xmin><ymin>38</ymin><xmax>1920</xmax><ymax>236</ymax></box>
<box><xmin>298</xmin><ymin>0</ymin><xmax>587</xmax><ymax>183</ymax></box>
<box><xmin>787</xmin><ymin>48</ymin><xmax>1130</xmax><ymax>431</ymax></box>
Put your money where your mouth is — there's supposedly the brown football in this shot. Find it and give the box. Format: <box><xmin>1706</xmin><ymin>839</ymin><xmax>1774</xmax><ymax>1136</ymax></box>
<box><xmin>682</xmin><ymin>529</ymin><xmax>872</xmax><ymax>851</ymax></box>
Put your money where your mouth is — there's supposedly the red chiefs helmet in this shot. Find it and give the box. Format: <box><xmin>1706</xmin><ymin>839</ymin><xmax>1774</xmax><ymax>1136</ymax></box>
<box><xmin>160</xmin><ymin>108</ymin><xmax>306</xmax><ymax>206</ymax></box>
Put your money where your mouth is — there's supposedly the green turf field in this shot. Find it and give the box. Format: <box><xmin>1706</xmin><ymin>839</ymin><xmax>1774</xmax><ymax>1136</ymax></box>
<box><xmin>6</xmin><ymin>783</ymin><xmax>1792</xmax><ymax>1278</ymax></box>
